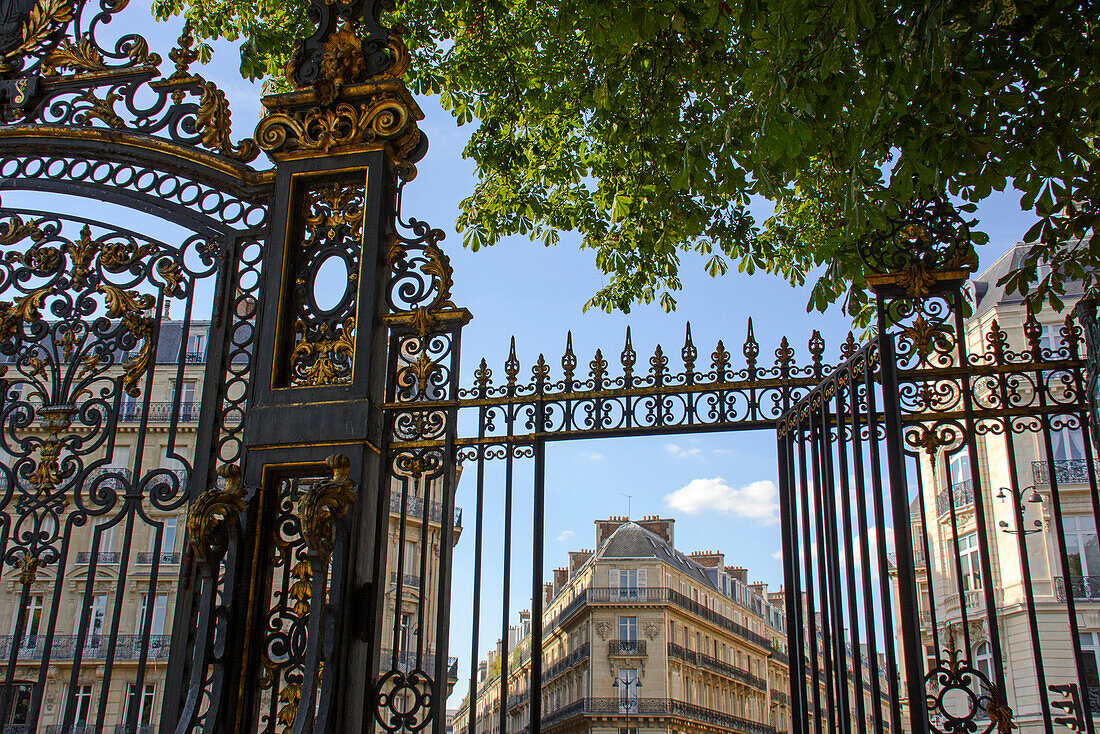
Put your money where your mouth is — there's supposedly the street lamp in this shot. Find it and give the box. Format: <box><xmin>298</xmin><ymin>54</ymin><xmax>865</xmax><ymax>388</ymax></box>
<box><xmin>996</xmin><ymin>485</ymin><xmax>1044</xmax><ymax>535</ymax></box>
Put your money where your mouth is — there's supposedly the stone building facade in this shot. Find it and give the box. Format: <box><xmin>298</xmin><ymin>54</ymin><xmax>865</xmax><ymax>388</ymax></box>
<box><xmin>453</xmin><ymin>515</ymin><xmax>791</xmax><ymax>734</ymax></box>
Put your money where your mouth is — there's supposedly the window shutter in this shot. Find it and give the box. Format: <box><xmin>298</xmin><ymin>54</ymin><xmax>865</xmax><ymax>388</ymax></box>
<box><xmin>609</xmin><ymin>569</ymin><xmax>618</xmax><ymax>588</ymax></box>
<box><xmin>637</xmin><ymin>569</ymin><xmax>647</xmax><ymax>589</ymax></box>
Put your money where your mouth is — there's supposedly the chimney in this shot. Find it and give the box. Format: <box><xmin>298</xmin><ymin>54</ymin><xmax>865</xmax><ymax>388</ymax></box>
<box><xmin>595</xmin><ymin>516</ymin><xmax>631</xmax><ymax>547</ymax></box>
<box><xmin>749</xmin><ymin>581</ymin><xmax>768</xmax><ymax>597</ymax></box>
<box><xmin>543</xmin><ymin>582</ymin><xmax>553</xmax><ymax>607</ymax></box>
<box><xmin>637</xmin><ymin>515</ymin><xmax>675</xmax><ymax>546</ymax></box>
<box><xmin>688</xmin><ymin>550</ymin><xmax>724</xmax><ymax>568</ymax></box>
<box><xmin>553</xmin><ymin>567</ymin><xmax>568</xmax><ymax>595</ymax></box>
<box><xmin>726</xmin><ymin>566</ymin><xmax>748</xmax><ymax>584</ymax></box>
<box><xmin>767</xmin><ymin>589</ymin><xmax>785</xmax><ymax>611</ymax></box>
<box><xmin>569</xmin><ymin>549</ymin><xmax>593</xmax><ymax>577</ymax></box>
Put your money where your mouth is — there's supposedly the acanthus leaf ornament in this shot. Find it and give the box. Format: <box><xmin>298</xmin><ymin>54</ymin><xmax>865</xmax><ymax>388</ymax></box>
<box><xmin>298</xmin><ymin>453</ymin><xmax>357</xmax><ymax>561</ymax></box>
<box><xmin>187</xmin><ymin>464</ymin><xmax>246</xmax><ymax>565</ymax></box>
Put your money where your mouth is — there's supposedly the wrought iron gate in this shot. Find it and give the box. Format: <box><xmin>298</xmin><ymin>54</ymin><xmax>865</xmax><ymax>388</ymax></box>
<box><xmin>0</xmin><ymin>0</ymin><xmax>1096</xmax><ymax>732</ymax></box>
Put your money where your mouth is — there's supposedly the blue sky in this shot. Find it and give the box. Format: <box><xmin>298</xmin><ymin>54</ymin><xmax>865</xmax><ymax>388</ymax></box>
<box><xmin>4</xmin><ymin>3</ymin><xmax>1042</xmax><ymax>705</ymax></box>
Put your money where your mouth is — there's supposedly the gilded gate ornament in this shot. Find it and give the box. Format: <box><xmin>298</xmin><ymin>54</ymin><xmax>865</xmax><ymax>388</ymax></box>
<box><xmin>187</xmin><ymin>463</ymin><xmax>246</xmax><ymax>565</ymax></box>
<box><xmin>298</xmin><ymin>453</ymin><xmax>357</xmax><ymax>560</ymax></box>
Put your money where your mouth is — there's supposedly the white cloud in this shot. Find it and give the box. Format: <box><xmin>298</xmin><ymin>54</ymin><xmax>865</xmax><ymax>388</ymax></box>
<box><xmin>712</xmin><ymin>448</ymin><xmax>732</xmax><ymax>456</ymax></box>
<box><xmin>665</xmin><ymin>443</ymin><xmax>701</xmax><ymax>458</ymax></box>
<box><xmin>663</xmin><ymin>478</ymin><xmax>779</xmax><ymax>525</ymax></box>
<box><xmin>772</xmin><ymin>549</ymin><xmax>783</xmax><ymax>561</ymax></box>
<box><xmin>582</xmin><ymin>451</ymin><xmax>604</xmax><ymax>462</ymax></box>
<box><xmin>556</xmin><ymin>530</ymin><xmax>575</xmax><ymax>542</ymax></box>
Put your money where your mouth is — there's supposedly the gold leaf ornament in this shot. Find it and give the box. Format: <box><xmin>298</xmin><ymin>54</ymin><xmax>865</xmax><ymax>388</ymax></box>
<box><xmin>187</xmin><ymin>463</ymin><xmax>246</xmax><ymax>564</ymax></box>
<box><xmin>298</xmin><ymin>453</ymin><xmax>357</xmax><ymax>560</ymax></box>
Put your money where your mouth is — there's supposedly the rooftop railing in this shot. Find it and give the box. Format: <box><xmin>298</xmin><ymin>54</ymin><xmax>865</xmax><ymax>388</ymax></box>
<box><xmin>1033</xmin><ymin>459</ymin><xmax>1090</xmax><ymax>485</ymax></box>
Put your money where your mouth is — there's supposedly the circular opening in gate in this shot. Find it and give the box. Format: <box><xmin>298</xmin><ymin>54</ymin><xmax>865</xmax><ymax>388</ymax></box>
<box><xmin>939</xmin><ymin>685</ymin><xmax>977</xmax><ymax>720</ymax></box>
<box><xmin>313</xmin><ymin>255</ymin><xmax>349</xmax><ymax>313</ymax></box>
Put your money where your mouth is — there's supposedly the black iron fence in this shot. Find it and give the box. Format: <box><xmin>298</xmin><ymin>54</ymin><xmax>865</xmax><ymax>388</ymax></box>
<box><xmin>667</xmin><ymin>642</ymin><xmax>768</xmax><ymax>690</ymax></box>
<box><xmin>1033</xmin><ymin>459</ymin><xmax>1091</xmax><ymax>485</ymax></box>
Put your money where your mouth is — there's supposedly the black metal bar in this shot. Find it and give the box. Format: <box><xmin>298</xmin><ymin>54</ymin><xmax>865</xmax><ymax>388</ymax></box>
<box><xmin>497</xmin><ymin>367</ymin><xmax>517</xmax><ymax>734</ymax></box>
<box><xmin>913</xmin><ymin>458</ymin><xmax>940</xmax><ymax>665</ymax></box>
<box><xmin>941</xmin><ymin>449</ymin><xmax>973</xmax><ymax>656</ymax></box>
<box><xmin>796</xmin><ymin>419</ymin><xmax>823</xmax><ymax>734</ymax></box>
<box><xmin>834</xmin><ymin>370</ymin><xmax>868</xmax><ymax>732</ymax></box>
<box><xmin>466</xmin><ymin>398</ymin><xmax>488</xmax><ymax>734</ymax></box>
<box><xmin>848</xmin><ymin>359</ymin><xmax>885</xmax><ymax>734</ymax></box>
<box><xmin>876</xmin><ymin>334</ymin><xmax>928</xmax><ymax>734</ymax></box>
<box><xmin>432</xmin><ymin>327</ymin><xmax>463</xmax><ymax>734</ymax></box>
<box><xmin>529</xmin><ymin>388</ymin><xmax>547</xmax><ymax>734</ymax></box>
<box><xmin>807</xmin><ymin>399</ymin><xmax>837</xmax><ymax>733</ymax></box>
<box><xmin>777</xmin><ymin>428</ymin><xmax>807</xmax><ymax>733</ymax></box>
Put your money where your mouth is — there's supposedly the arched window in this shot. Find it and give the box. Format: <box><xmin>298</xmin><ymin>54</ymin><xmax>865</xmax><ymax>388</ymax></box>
<box><xmin>974</xmin><ymin>642</ymin><xmax>993</xmax><ymax>683</ymax></box>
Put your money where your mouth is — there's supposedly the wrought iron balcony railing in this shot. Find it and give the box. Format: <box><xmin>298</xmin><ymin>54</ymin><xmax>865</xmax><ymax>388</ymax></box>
<box><xmin>0</xmin><ymin>634</ymin><xmax>172</xmax><ymax>660</ymax></box>
<box><xmin>936</xmin><ymin>480</ymin><xmax>974</xmax><ymax>516</ymax></box>
<box><xmin>120</xmin><ymin>402</ymin><xmax>199</xmax><ymax>423</ymax></box>
<box><xmin>388</xmin><ymin>492</ymin><xmax>463</xmax><ymax>527</ymax></box>
<box><xmin>608</xmin><ymin>639</ymin><xmax>646</xmax><ymax>656</ymax></box>
<box><xmin>378</xmin><ymin>648</ymin><xmax>459</xmax><ymax>679</ymax></box>
<box><xmin>507</xmin><ymin>643</ymin><xmax>591</xmax><ymax>710</ymax></box>
<box><xmin>135</xmin><ymin>551</ymin><xmax>181</xmax><ymax>565</ymax></box>
<box><xmin>75</xmin><ymin>551</ymin><xmax>122</xmax><ymax>564</ymax></box>
<box><xmin>1033</xmin><ymin>459</ymin><xmax>1090</xmax><ymax>485</ymax></box>
<box><xmin>667</xmin><ymin>642</ymin><xmax>768</xmax><ymax>690</ymax></box>
<box><xmin>112</xmin><ymin>726</ymin><xmax>156</xmax><ymax>734</ymax></box>
<box><xmin>518</xmin><ymin>698</ymin><xmax>778</xmax><ymax>734</ymax></box>
<box><xmin>45</xmin><ymin>726</ymin><xmax>92</xmax><ymax>734</ymax></box>
<box><xmin>1053</xmin><ymin>576</ymin><xmax>1100</xmax><ymax>601</ymax></box>
<box><xmin>389</xmin><ymin>571</ymin><xmax>421</xmax><ymax>589</ymax></box>
<box><xmin>586</xmin><ymin>587</ymin><xmax>773</xmax><ymax>651</ymax></box>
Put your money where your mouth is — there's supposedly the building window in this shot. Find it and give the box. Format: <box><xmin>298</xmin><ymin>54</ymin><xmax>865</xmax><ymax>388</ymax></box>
<box><xmin>1050</xmin><ymin>426</ymin><xmax>1087</xmax><ymax>462</ymax></box>
<box><xmin>949</xmin><ymin>452</ymin><xmax>970</xmax><ymax>488</ymax></box>
<box><xmin>1079</xmin><ymin>632</ymin><xmax>1100</xmax><ymax>702</ymax></box>
<box><xmin>619</xmin><ymin>616</ymin><xmax>637</xmax><ymax>642</ymax></box>
<box><xmin>1066</xmin><ymin>515</ymin><xmax>1100</xmax><ymax>579</ymax></box>
<box><xmin>125</xmin><ymin>682</ymin><xmax>156</xmax><ymax>726</ymax></box>
<box><xmin>973</xmin><ymin>642</ymin><xmax>993</xmax><ymax>685</ymax></box>
<box><xmin>957</xmin><ymin>533</ymin><xmax>982</xmax><ymax>591</ymax></box>
<box><xmin>137</xmin><ymin>593</ymin><xmax>169</xmax><ymax>637</ymax></box>
<box><xmin>10</xmin><ymin>596</ymin><xmax>43</xmax><ymax>652</ymax></box>
<box><xmin>74</xmin><ymin>594</ymin><xmax>108</xmax><ymax>645</ymax></box>
<box><xmin>616</xmin><ymin>668</ymin><xmax>639</xmax><ymax>713</ymax></box>
<box><xmin>73</xmin><ymin>684</ymin><xmax>93</xmax><ymax>722</ymax></box>
<box><xmin>399</xmin><ymin>612</ymin><xmax>416</xmax><ymax>658</ymax></box>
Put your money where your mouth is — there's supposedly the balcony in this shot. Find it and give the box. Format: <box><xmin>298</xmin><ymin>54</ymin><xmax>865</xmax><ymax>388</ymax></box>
<box><xmin>112</xmin><ymin>727</ymin><xmax>155</xmax><ymax>734</ymax></box>
<box><xmin>75</xmin><ymin>551</ymin><xmax>122</xmax><ymax>564</ymax></box>
<box><xmin>390</xmin><ymin>571</ymin><xmax>421</xmax><ymax>589</ymax></box>
<box><xmin>45</xmin><ymin>726</ymin><xmax>92</xmax><ymax>734</ymax></box>
<box><xmin>608</xmin><ymin>639</ymin><xmax>646</xmax><ymax>656</ymax></box>
<box><xmin>0</xmin><ymin>634</ymin><xmax>172</xmax><ymax>660</ymax></box>
<box><xmin>522</xmin><ymin>698</ymin><xmax>777</xmax><ymax>734</ymax></box>
<box><xmin>120</xmin><ymin>402</ymin><xmax>199</xmax><ymax>423</ymax></box>
<box><xmin>379</xmin><ymin>649</ymin><xmax>459</xmax><ymax>680</ymax></box>
<box><xmin>1053</xmin><ymin>576</ymin><xmax>1100</xmax><ymax>601</ymax></box>
<box><xmin>587</xmin><ymin>587</ymin><xmax>772</xmax><ymax>651</ymax></box>
<box><xmin>388</xmin><ymin>492</ymin><xmax>463</xmax><ymax>527</ymax></box>
<box><xmin>936</xmin><ymin>480</ymin><xmax>974</xmax><ymax>516</ymax></box>
<box><xmin>135</xmin><ymin>551</ymin><xmax>181</xmax><ymax>565</ymax></box>
<box><xmin>1033</xmin><ymin>459</ymin><xmax>1090</xmax><ymax>485</ymax></box>
<box><xmin>667</xmin><ymin>642</ymin><xmax>768</xmax><ymax>691</ymax></box>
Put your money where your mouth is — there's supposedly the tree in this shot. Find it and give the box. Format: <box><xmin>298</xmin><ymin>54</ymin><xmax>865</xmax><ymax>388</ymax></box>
<box><xmin>154</xmin><ymin>0</ymin><xmax>1099</xmax><ymax>322</ymax></box>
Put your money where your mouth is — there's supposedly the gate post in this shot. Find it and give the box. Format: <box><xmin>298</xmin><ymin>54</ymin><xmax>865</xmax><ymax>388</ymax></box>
<box><xmin>175</xmin><ymin>0</ymin><xmax>459</xmax><ymax>729</ymax></box>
